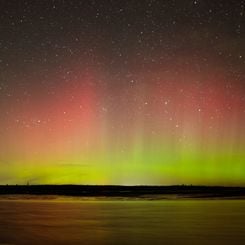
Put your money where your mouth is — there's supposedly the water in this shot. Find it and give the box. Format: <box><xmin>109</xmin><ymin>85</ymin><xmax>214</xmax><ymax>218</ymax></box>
<box><xmin>0</xmin><ymin>197</ymin><xmax>245</xmax><ymax>244</ymax></box>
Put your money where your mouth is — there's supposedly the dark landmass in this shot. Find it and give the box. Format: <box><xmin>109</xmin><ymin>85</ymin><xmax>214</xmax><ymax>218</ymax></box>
<box><xmin>1</xmin><ymin>185</ymin><xmax>245</xmax><ymax>199</ymax></box>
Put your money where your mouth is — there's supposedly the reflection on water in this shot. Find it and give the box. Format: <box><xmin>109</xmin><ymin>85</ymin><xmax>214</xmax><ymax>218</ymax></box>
<box><xmin>0</xmin><ymin>197</ymin><xmax>245</xmax><ymax>245</ymax></box>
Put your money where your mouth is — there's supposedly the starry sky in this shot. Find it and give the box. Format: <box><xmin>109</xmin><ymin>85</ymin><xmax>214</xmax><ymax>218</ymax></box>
<box><xmin>0</xmin><ymin>0</ymin><xmax>245</xmax><ymax>185</ymax></box>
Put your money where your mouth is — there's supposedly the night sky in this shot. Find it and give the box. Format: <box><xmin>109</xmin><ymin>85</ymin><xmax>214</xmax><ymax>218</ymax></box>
<box><xmin>0</xmin><ymin>0</ymin><xmax>245</xmax><ymax>185</ymax></box>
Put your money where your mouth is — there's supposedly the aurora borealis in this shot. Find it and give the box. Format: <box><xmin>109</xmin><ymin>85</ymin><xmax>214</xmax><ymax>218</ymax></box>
<box><xmin>0</xmin><ymin>0</ymin><xmax>245</xmax><ymax>185</ymax></box>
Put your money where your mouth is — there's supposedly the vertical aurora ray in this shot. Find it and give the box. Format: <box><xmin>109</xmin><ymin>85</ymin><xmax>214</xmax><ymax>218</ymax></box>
<box><xmin>1</xmin><ymin>60</ymin><xmax>245</xmax><ymax>185</ymax></box>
